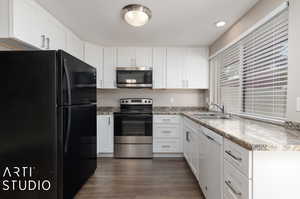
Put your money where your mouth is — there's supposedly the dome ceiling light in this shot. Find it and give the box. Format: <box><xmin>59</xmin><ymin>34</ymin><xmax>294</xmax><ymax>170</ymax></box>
<box><xmin>122</xmin><ymin>4</ymin><xmax>152</xmax><ymax>27</ymax></box>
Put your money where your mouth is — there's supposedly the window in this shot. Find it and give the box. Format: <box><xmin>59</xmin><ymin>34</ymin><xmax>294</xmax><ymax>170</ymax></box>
<box><xmin>210</xmin><ymin>8</ymin><xmax>289</xmax><ymax>120</ymax></box>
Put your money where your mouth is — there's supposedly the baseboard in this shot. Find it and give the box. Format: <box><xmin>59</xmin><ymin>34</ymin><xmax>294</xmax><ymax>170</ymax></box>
<box><xmin>98</xmin><ymin>153</ymin><xmax>114</xmax><ymax>157</ymax></box>
<box><xmin>153</xmin><ymin>153</ymin><xmax>184</xmax><ymax>158</ymax></box>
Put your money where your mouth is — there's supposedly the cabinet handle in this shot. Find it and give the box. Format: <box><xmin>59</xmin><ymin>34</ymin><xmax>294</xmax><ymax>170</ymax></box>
<box><xmin>46</xmin><ymin>37</ymin><xmax>50</xmax><ymax>49</ymax></box>
<box><xmin>108</xmin><ymin>117</ymin><xmax>111</xmax><ymax>125</ymax></box>
<box><xmin>162</xmin><ymin>130</ymin><xmax>171</xmax><ymax>134</ymax></box>
<box><xmin>204</xmin><ymin>134</ymin><xmax>216</xmax><ymax>142</ymax></box>
<box><xmin>41</xmin><ymin>35</ymin><xmax>46</xmax><ymax>49</ymax></box>
<box><xmin>225</xmin><ymin>180</ymin><xmax>242</xmax><ymax>196</ymax></box>
<box><xmin>225</xmin><ymin>150</ymin><xmax>242</xmax><ymax>162</ymax></box>
<box><xmin>162</xmin><ymin>119</ymin><xmax>171</xmax><ymax>122</ymax></box>
<box><xmin>162</xmin><ymin>145</ymin><xmax>171</xmax><ymax>148</ymax></box>
<box><xmin>186</xmin><ymin>131</ymin><xmax>190</xmax><ymax>142</ymax></box>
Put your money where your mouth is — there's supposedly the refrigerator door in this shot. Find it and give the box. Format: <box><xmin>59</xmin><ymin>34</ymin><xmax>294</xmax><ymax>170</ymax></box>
<box><xmin>0</xmin><ymin>51</ymin><xmax>58</xmax><ymax>199</ymax></box>
<box><xmin>57</xmin><ymin>50</ymin><xmax>96</xmax><ymax>106</ymax></box>
<box><xmin>61</xmin><ymin>104</ymin><xmax>97</xmax><ymax>199</ymax></box>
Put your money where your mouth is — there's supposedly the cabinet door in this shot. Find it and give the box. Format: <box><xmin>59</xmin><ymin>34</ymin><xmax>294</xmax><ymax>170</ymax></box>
<box><xmin>183</xmin><ymin>127</ymin><xmax>190</xmax><ymax>161</ymax></box>
<box><xmin>116</xmin><ymin>47</ymin><xmax>136</xmax><ymax>66</ymax></box>
<box><xmin>136</xmin><ymin>47</ymin><xmax>153</xmax><ymax>67</ymax></box>
<box><xmin>198</xmin><ymin>132</ymin><xmax>209</xmax><ymax>196</ymax></box>
<box><xmin>203</xmin><ymin>133</ymin><xmax>223</xmax><ymax>199</ymax></box>
<box><xmin>166</xmin><ymin>48</ymin><xmax>185</xmax><ymax>88</ymax></box>
<box><xmin>84</xmin><ymin>43</ymin><xmax>103</xmax><ymax>88</ymax></box>
<box><xmin>103</xmin><ymin>47</ymin><xmax>117</xmax><ymax>88</ymax></box>
<box><xmin>153</xmin><ymin>48</ymin><xmax>167</xmax><ymax>88</ymax></box>
<box><xmin>46</xmin><ymin>20</ymin><xmax>66</xmax><ymax>50</ymax></box>
<box><xmin>185</xmin><ymin>48</ymin><xmax>209</xmax><ymax>89</ymax></box>
<box><xmin>97</xmin><ymin>115</ymin><xmax>114</xmax><ymax>153</ymax></box>
<box><xmin>66</xmin><ymin>31</ymin><xmax>84</xmax><ymax>60</ymax></box>
<box><xmin>12</xmin><ymin>0</ymin><xmax>46</xmax><ymax>49</ymax></box>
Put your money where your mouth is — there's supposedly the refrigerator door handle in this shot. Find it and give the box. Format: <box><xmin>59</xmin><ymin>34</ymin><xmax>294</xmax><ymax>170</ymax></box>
<box><xmin>64</xmin><ymin>106</ymin><xmax>72</xmax><ymax>153</ymax></box>
<box><xmin>63</xmin><ymin>59</ymin><xmax>72</xmax><ymax>105</ymax></box>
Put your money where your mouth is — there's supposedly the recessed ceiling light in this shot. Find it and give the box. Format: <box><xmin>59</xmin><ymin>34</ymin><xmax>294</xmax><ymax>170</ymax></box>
<box><xmin>122</xmin><ymin>4</ymin><xmax>152</xmax><ymax>27</ymax></box>
<box><xmin>215</xmin><ymin>21</ymin><xmax>226</xmax><ymax>28</ymax></box>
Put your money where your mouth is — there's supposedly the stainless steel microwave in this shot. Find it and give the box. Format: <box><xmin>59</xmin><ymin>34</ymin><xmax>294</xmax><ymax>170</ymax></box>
<box><xmin>116</xmin><ymin>67</ymin><xmax>153</xmax><ymax>88</ymax></box>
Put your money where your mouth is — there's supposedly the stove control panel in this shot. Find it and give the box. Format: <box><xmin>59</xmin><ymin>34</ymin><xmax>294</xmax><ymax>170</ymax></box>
<box><xmin>120</xmin><ymin>98</ymin><xmax>153</xmax><ymax>105</ymax></box>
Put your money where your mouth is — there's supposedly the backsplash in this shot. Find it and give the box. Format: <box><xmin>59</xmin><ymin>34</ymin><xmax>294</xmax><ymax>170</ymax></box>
<box><xmin>97</xmin><ymin>89</ymin><xmax>208</xmax><ymax>107</ymax></box>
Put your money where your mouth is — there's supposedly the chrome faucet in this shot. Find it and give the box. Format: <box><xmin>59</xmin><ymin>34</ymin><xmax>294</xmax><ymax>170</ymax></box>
<box><xmin>210</xmin><ymin>103</ymin><xmax>225</xmax><ymax>114</ymax></box>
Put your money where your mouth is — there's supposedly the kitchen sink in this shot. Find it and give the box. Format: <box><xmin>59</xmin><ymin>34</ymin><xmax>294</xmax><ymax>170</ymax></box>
<box><xmin>192</xmin><ymin>112</ymin><xmax>232</xmax><ymax>120</ymax></box>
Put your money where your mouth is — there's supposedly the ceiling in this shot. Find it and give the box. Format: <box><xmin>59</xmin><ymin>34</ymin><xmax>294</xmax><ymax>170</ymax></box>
<box><xmin>35</xmin><ymin>0</ymin><xmax>258</xmax><ymax>46</ymax></box>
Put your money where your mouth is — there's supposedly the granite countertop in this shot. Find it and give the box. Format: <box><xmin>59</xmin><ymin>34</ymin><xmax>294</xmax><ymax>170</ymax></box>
<box><xmin>97</xmin><ymin>106</ymin><xmax>300</xmax><ymax>151</ymax></box>
<box><xmin>183</xmin><ymin>113</ymin><xmax>300</xmax><ymax>151</ymax></box>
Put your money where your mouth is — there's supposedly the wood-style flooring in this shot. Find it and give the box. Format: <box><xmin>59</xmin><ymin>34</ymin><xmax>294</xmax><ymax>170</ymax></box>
<box><xmin>75</xmin><ymin>158</ymin><xmax>204</xmax><ymax>199</ymax></box>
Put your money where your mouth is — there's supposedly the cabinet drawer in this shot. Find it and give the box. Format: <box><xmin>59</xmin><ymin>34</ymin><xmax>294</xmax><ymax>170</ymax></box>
<box><xmin>154</xmin><ymin>115</ymin><xmax>180</xmax><ymax>124</ymax></box>
<box><xmin>154</xmin><ymin>126</ymin><xmax>180</xmax><ymax>138</ymax></box>
<box><xmin>153</xmin><ymin>139</ymin><xmax>181</xmax><ymax>153</ymax></box>
<box><xmin>224</xmin><ymin>139</ymin><xmax>252</xmax><ymax>178</ymax></box>
<box><xmin>224</xmin><ymin>160</ymin><xmax>252</xmax><ymax>199</ymax></box>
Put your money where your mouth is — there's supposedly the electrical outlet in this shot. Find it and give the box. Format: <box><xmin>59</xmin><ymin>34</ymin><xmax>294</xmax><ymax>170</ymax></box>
<box><xmin>170</xmin><ymin>97</ymin><xmax>174</xmax><ymax>104</ymax></box>
<box><xmin>297</xmin><ymin>97</ymin><xmax>300</xmax><ymax>112</ymax></box>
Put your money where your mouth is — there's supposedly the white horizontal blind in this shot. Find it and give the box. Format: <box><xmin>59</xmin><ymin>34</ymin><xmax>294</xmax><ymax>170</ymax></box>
<box><xmin>219</xmin><ymin>43</ymin><xmax>241</xmax><ymax>113</ymax></box>
<box><xmin>241</xmin><ymin>10</ymin><xmax>288</xmax><ymax>119</ymax></box>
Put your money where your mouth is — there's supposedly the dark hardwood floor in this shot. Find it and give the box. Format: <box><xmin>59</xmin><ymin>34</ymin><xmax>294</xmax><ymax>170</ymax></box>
<box><xmin>75</xmin><ymin>158</ymin><xmax>203</xmax><ymax>199</ymax></box>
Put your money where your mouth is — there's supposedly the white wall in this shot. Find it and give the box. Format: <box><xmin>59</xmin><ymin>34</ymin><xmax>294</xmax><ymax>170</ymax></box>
<box><xmin>287</xmin><ymin>0</ymin><xmax>300</xmax><ymax>122</ymax></box>
<box><xmin>98</xmin><ymin>89</ymin><xmax>208</xmax><ymax>107</ymax></box>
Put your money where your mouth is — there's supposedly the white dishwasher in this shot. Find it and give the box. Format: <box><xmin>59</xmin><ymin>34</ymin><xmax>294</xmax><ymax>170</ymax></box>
<box><xmin>201</xmin><ymin>127</ymin><xmax>224</xmax><ymax>199</ymax></box>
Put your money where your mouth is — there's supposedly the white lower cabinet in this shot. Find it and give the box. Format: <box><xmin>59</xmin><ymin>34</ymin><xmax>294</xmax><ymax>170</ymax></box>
<box><xmin>224</xmin><ymin>160</ymin><xmax>251</xmax><ymax>199</ymax></box>
<box><xmin>183</xmin><ymin>117</ymin><xmax>223</xmax><ymax>199</ymax></box>
<box><xmin>201</xmin><ymin>127</ymin><xmax>223</xmax><ymax>199</ymax></box>
<box><xmin>183</xmin><ymin>122</ymin><xmax>200</xmax><ymax>178</ymax></box>
<box><xmin>153</xmin><ymin>115</ymin><xmax>182</xmax><ymax>154</ymax></box>
<box><xmin>97</xmin><ymin>115</ymin><xmax>114</xmax><ymax>154</ymax></box>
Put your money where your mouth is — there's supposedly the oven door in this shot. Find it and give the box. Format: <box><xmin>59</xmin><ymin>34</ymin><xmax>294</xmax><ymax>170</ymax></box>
<box><xmin>114</xmin><ymin>113</ymin><xmax>153</xmax><ymax>143</ymax></box>
<box><xmin>116</xmin><ymin>69</ymin><xmax>152</xmax><ymax>88</ymax></box>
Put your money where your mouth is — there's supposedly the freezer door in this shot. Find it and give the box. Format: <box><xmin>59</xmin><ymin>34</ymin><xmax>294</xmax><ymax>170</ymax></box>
<box><xmin>0</xmin><ymin>51</ymin><xmax>58</xmax><ymax>199</ymax></box>
<box><xmin>61</xmin><ymin>104</ymin><xmax>97</xmax><ymax>199</ymax></box>
<box><xmin>57</xmin><ymin>50</ymin><xmax>96</xmax><ymax>106</ymax></box>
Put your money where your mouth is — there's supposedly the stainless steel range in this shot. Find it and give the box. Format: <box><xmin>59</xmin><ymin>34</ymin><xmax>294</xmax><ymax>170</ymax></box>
<box><xmin>114</xmin><ymin>98</ymin><xmax>153</xmax><ymax>158</ymax></box>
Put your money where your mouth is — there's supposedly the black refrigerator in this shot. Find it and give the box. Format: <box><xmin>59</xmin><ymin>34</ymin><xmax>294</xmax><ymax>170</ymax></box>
<box><xmin>0</xmin><ymin>50</ymin><xmax>97</xmax><ymax>199</ymax></box>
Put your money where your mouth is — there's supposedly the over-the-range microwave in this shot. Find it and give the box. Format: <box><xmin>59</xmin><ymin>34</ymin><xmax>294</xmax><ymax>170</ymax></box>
<box><xmin>116</xmin><ymin>66</ymin><xmax>153</xmax><ymax>88</ymax></box>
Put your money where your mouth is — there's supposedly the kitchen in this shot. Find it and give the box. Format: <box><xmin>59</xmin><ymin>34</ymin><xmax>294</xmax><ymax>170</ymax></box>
<box><xmin>1</xmin><ymin>0</ymin><xmax>300</xmax><ymax>199</ymax></box>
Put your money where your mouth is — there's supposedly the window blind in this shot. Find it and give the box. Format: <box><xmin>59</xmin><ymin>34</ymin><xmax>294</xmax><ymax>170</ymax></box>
<box><xmin>219</xmin><ymin>43</ymin><xmax>241</xmax><ymax>113</ymax></box>
<box><xmin>210</xmin><ymin>8</ymin><xmax>288</xmax><ymax>120</ymax></box>
<box><xmin>241</xmin><ymin>10</ymin><xmax>288</xmax><ymax>119</ymax></box>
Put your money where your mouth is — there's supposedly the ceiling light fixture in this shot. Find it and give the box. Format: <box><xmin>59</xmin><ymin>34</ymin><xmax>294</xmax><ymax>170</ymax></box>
<box><xmin>215</xmin><ymin>21</ymin><xmax>226</xmax><ymax>28</ymax></box>
<box><xmin>122</xmin><ymin>4</ymin><xmax>152</xmax><ymax>27</ymax></box>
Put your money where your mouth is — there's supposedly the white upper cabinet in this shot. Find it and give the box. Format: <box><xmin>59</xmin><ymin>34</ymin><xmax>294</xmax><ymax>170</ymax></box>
<box><xmin>84</xmin><ymin>42</ymin><xmax>103</xmax><ymax>88</ymax></box>
<box><xmin>66</xmin><ymin>31</ymin><xmax>84</xmax><ymax>60</ymax></box>
<box><xmin>116</xmin><ymin>47</ymin><xmax>153</xmax><ymax>67</ymax></box>
<box><xmin>166</xmin><ymin>47</ymin><xmax>209</xmax><ymax>89</ymax></box>
<box><xmin>0</xmin><ymin>0</ymin><xmax>84</xmax><ymax>59</ymax></box>
<box><xmin>0</xmin><ymin>0</ymin><xmax>66</xmax><ymax>50</ymax></box>
<box><xmin>135</xmin><ymin>47</ymin><xmax>153</xmax><ymax>67</ymax></box>
<box><xmin>116</xmin><ymin>47</ymin><xmax>136</xmax><ymax>66</ymax></box>
<box><xmin>103</xmin><ymin>47</ymin><xmax>117</xmax><ymax>89</ymax></box>
<box><xmin>185</xmin><ymin>48</ymin><xmax>209</xmax><ymax>89</ymax></box>
<box><xmin>45</xmin><ymin>19</ymin><xmax>66</xmax><ymax>50</ymax></box>
<box><xmin>166</xmin><ymin>48</ymin><xmax>186</xmax><ymax>88</ymax></box>
<box><xmin>10</xmin><ymin>0</ymin><xmax>46</xmax><ymax>49</ymax></box>
<box><xmin>153</xmin><ymin>48</ymin><xmax>167</xmax><ymax>89</ymax></box>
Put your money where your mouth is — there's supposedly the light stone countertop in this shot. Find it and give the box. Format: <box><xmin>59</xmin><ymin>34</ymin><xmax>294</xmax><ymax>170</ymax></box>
<box><xmin>183</xmin><ymin>112</ymin><xmax>300</xmax><ymax>151</ymax></box>
<box><xmin>97</xmin><ymin>107</ymin><xmax>300</xmax><ymax>151</ymax></box>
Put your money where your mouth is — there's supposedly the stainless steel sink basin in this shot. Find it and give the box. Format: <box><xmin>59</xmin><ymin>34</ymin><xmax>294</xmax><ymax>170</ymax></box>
<box><xmin>192</xmin><ymin>112</ymin><xmax>232</xmax><ymax>119</ymax></box>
